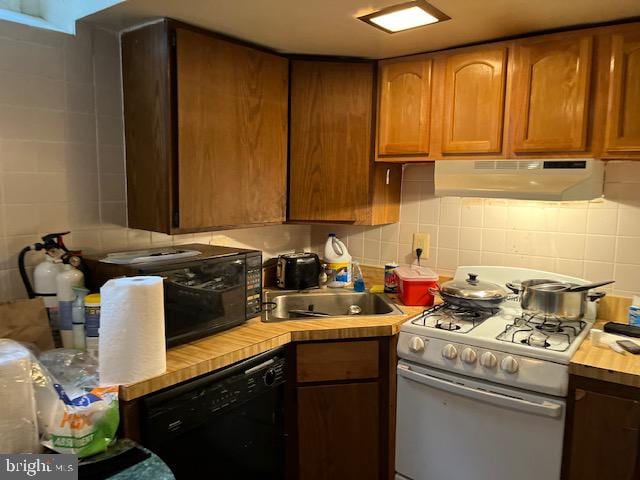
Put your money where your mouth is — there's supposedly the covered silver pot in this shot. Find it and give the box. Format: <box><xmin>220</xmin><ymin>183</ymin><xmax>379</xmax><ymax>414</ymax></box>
<box><xmin>432</xmin><ymin>273</ymin><xmax>508</xmax><ymax>311</ymax></box>
<box><xmin>506</xmin><ymin>278</ymin><xmax>606</xmax><ymax>320</ymax></box>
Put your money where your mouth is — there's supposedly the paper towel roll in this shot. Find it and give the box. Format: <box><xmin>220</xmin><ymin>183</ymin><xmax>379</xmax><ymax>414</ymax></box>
<box><xmin>99</xmin><ymin>276</ymin><xmax>166</xmax><ymax>386</ymax></box>
<box><xmin>0</xmin><ymin>340</ymin><xmax>39</xmax><ymax>453</ymax></box>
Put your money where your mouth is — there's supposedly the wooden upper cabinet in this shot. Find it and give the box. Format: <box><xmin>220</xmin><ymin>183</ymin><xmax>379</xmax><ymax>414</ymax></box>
<box><xmin>377</xmin><ymin>58</ymin><xmax>432</xmax><ymax>157</ymax></box>
<box><xmin>604</xmin><ymin>30</ymin><xmax>640</xmax><ymax>155</ymax></box>
<box><xmin>510</xmin><ymin>33</ymin><xmax>594</xmax><ymax>153</ymax></box>
<box><xmin>289</xmin><ymin>60</ymin><xmax>400</xmax><ymax>225</ymax></box>
<box><xmin>441</xmin><ymin>47</ymin><xmax>507</xmax><ymax>154</ymax></box>
<box><xmin>176</xmin><ymin>29</ymin><xmax>288</xmax><ymax>230</ymax></box>
<box><xmin>121</xmin><ymin>21</ymin><xmax>288</xmax><ymax>234</ymax></box>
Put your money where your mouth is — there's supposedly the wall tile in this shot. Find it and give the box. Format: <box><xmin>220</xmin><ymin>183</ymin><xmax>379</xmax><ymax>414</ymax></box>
<box><xmin>482</xmin><ymin>203</ymin><xmax>507</xmax><ymax>228</ymax></box>
<box><xmin>584</xmin><ymin>261</ymin><xmax>614</xmax><ymax>281</ymax></box>
<box><xmin>418</xmin><ymin>197</ymin><xmax>439</xmax><ymax>224</ymax></box>
<box><xmin>363</xmin><ymin>239</ymin><xmax>380</xmax><ymax>261</ymax></box>
<box><xmin>584</xmin><ymin>235</ymin><xmax>616</xmax><ymax>263</ymax></box>
<box><xmin>460</xmin><ymin>227</ymin><xmax>481</xmax><ymax>251</ymax></box>
<box><xmin>380</xmin><ymin>223</ymin><xmax>399</xmax><ymax>243</ymax></box>
<box><xmin>615</xmin><ymin>264</ymin><xmax>640</xmax><ymax>292</ymax></box>
<box><xmin>554</xmin><ymin>233</ymin><xmax>586</xmax><ymax>260</ymax></box>
<box><xmin>439</xmin><ymin>202</ymin><xmax>460</xmax><ymax>226</ymax></box>
<box><xmin>616</xmin><ymin>237</ymin><xmax>640</xmax><ymax>265</ymax></box>
<box><xmin>557</xmin><ymin>208</ymin><xmax>587</xmax><ymax>234</ymax></box>
<box><xmin>398</xmin><ymin>223</ymin><xmax>418</xmax><ymax>245</ymax></box>
<box><xmin>618</xmin><ymin>209</ymin><xmax>640</xmax><ymax>237</ymax></box>
<box><xmin>459</xmin><ymin>250</ymin><xmax>481</xmax><ymax>266</ymax></box>
<box><xmin>5</xmin><ymin>204</ymin><xmax>39</xmax><ymax>235</ymax></box>
<box><xmin>460</xmin><ymin>199</ymin><xmax>483</xmax><ymax>227</ymax></box>
<box><xmin>65</xmin><ymin>81</ymin><xmax>95</xmax><ymax>113</ymax></box>
<box><xmin>587</xmin><ymin>208</ymin><xmax>618</xmax><ymax>235</ymax></box>
<box><xmin>100</xmin><ymin>173</ymin><xmax>126</xmax><ymax>202</ymax></box>
<box><xmin>0</xmin><ymin>140</ymin><xmax>38</xmax><ymax>172</ymax></box>
<box><xmin>380</xmin><ymin>242</ymin><xmax>398</xmax><ymax>264</ymax></box>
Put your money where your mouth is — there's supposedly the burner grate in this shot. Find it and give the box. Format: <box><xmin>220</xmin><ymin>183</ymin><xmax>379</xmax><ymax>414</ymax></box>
<box><xmin>497</xmin><ymin>312</ymin><xmax>586</xmax><ymax>352</ymax></box>
<box><xmin>411</xmin><ymin>303</ymin><xmax>495</xmax><ymax>334</ymax></box>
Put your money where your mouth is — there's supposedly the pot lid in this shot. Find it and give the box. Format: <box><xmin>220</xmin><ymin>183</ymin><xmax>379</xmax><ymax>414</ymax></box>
<box><xmin>441</xmin><ymin>273</ymin><xmax>507</xmax><ymax>300</ymax></box>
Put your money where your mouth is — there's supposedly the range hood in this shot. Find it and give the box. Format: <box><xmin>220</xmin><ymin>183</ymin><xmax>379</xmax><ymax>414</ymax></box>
<box><xmin>434</xmin><ymin>159</ymin><xmax>605</xmax><ymax>201</ymax></box>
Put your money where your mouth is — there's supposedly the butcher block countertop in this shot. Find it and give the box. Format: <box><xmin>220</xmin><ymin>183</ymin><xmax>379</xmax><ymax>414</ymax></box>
<box><xmin>569</xmin><ymin>322</ymin><xmax>640</xmax><ymax>389</ymax></box>
<box><xmin>118</xmin><ymin>289</ymin><xmax>638</xmax><ymax>401</ymax></box>
<box><xmin>119</xmin><ymin>300</ymin><xmax>425</xmax><ymax>401</ymax></box>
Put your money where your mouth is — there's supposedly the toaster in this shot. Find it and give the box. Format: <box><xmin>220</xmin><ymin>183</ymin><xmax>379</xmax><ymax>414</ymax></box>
<box><xmin>276</xmin><ymin>253</ymin><xmax>321</xmax><ymax>290</ymax></box>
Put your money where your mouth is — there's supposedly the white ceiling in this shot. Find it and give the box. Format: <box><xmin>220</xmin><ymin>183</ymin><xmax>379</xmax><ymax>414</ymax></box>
<box><xmin>85</xmin><ymin>0</ymin><xmax>640</xmax><ymax>59</ymax></box>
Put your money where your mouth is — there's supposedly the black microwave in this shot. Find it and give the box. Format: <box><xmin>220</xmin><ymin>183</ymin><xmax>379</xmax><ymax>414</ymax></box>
<box><xmin>84</xmin><ymin>244</ymin><xmax>262</xmax><ymax>347</ymax></box>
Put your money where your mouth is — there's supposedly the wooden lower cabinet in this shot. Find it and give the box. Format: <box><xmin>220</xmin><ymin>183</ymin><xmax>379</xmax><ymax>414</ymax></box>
<box><xmin>297</xmin><ymin>382</ymin><xmax>380</xmax><ymax>480</ymax></box>
<box><xmin>563</xmin><ymin>375</ymin><xmax>640</xmax><ymax>480</ymax></box>
<box><xmin>288</xmin><ymin>337</ymin><xmax>396</xmax><ymax>480</ymax></box>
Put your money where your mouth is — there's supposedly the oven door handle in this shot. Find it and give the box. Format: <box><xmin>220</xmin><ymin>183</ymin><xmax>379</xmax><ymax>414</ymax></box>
<box><xmin>397</xmin><ymin>365</ymin><xmax>563</xmax><ymax>418</ymax></box>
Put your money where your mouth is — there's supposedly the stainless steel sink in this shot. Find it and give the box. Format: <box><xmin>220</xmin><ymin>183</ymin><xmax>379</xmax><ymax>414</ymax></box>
<box><xmin>262</xmin><ymin>289</ymin><xmax>403</xmax><ymax>321</ymax></box>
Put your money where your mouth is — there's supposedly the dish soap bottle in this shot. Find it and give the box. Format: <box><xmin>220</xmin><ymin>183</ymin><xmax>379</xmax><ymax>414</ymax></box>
<box><xmin>352</xmin><ymin>261</ymin><xmax>366</xmax><ymax>293</ymax></box>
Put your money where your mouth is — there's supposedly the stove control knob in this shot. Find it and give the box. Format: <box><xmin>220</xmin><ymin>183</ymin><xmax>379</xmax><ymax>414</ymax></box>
<box><xmin>409</xmin><ymin>336</ymin><xmax>425</xmax><ymax>353</ymax></box>
<box><xmin>460</xmin><ymin>348</ymin><xmax>477</xmax><ymax>364</ymax></box>
<box><xmin>441</xmin><ymin>344</ymin><xmax>458</xmax><ymax>360</ymax></box>
<box><xmin>500</xmin><ymin>356</ymin><xmax>519</xmax><ymax>374</ymax></box>
<box><xmin>480</xmin><ymin>351</ymin><xmax>497</xmax><ymax>369</ymax></box>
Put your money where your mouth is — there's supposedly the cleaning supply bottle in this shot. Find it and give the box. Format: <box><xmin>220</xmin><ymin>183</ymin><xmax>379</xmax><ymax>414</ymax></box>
<box><xmin>324</xmin><ymin>233</ymin><xmax>352</xmax><ymax>287</ymax></box>
<box><xmin>56</xmin><ymin>263</ymin><xmax>85</xmax><ymax>348</ymax></box>
<box><xmin>72</xmin><ymin>287</ymin><xmax>89</xmax><ymax>350</ymax></box>
<box><xmin>84</xmin><ymin>293</ymin><xmax>101</xmax><ymax>359</ymax></box>
<box><xmin>34</xmin><ymin>255</ymin><xmax>64</xmax><ymax>346</ymax></box>
<box><xmin>629</xmin><ymin>296</ymin><xmax>640</xmax><ymax>327</ymax></box>
<box><xmin>352</xmin><ymin>261</ymin><xmax>366</xmax><ymax>292</ymax></box>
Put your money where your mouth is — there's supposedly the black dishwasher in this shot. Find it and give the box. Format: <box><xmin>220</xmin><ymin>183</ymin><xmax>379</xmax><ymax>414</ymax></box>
<box><xmin>141</xmin><ymin>347</ymin><xmax>286</xmax><ymax>479</ymax></box>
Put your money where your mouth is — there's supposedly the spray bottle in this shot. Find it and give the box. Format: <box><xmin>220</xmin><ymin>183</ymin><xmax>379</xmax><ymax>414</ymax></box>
<box><xmin>56</xmin><ymin>257</ymin><xmax>85</xmax><ymax>349</ymax></box>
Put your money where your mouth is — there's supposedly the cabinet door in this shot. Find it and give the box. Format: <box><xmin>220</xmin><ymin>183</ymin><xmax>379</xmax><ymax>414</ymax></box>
<box><xmin>371</xmin><ymin>163</ymin><xmax>402</xmax><ymax>225</ymax></box>
<box><xmin>378</xmin><ymin>59</ymin><xmax>432</xmax><ymax>156</ymax></box>
<box><xmin>567</xmin><ymin>389</ymin><xmax>640</xmax><ymax>480</ymax></box>
<box><xmin>297</xmin><ymin>382</ymin><xmax>380</xmax><ymax>480</ymax></box>
<box><xmin>511</xmin><ymin>34</ymin><xmax>593</xmax><ymax>153</ymax></box>
<box><xmin>442</xmin><ymin>48</ymin><xmax>506</xmax><ymax>154</ymax></box>
<box><xmin>605</xmin><ymin>31</ymin><xmax>640</xmax><ymax>155</ymax></box>
<box><xmin>176</xmin><ymin>28</ymin><xmax>288</xmax><ymax>230</ymax></box>
<box><xmin>289</xmin><ymin>61</ymin><xmax>373</xmax><ymax>222</ymax></box>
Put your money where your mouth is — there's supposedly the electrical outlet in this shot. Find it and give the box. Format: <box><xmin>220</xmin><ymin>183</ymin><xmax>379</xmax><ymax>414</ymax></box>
<box><xmin>412</xmin><ymin>233</ymin><xmax>430</xmax><ymax>258</ymax></box>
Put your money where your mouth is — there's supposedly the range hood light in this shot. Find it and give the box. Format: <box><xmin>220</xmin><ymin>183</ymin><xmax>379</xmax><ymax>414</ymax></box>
<box><xmin>358</xmin><ymin>0</ymin><xmax>450</xmax><ymax>34</ymax></box>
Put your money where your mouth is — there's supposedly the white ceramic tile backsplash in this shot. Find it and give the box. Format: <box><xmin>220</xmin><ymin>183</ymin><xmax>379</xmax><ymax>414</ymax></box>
<box><xmin>312</xmin><ymin>162</ymin><xmax>640</xmax><ymax>298</ymax></box>
<box><xmin>0</xmin><ymin>20</ymin><xmax>309</xmax><ymax>301</ymax></box>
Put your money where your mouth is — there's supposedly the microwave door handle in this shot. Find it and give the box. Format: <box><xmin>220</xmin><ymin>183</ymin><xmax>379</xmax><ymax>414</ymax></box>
<box><xmin>397</xmin><ymin>366</ymin><xmax>563</xmax><ymax>419</ymax></box>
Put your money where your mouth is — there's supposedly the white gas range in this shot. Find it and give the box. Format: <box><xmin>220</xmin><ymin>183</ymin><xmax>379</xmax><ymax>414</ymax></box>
<box><xmin>395</xmin><ymin>266</ymin><xmax>598</xmax><ymax>480</ymax></box>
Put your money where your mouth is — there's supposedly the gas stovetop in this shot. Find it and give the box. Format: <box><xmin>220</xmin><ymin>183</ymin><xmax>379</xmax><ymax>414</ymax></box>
<box><xmin>400</xmin><ymin>266</ymin><xmax>597</xmax><ymax>365</ymax></box>
<box><xmin>410</xmin><ymin>303</ymin><xmax>497</xmax><ymax>334</ymax></box>
<box><xmin>496</xmin><ymin>312</ymin><xmax>587</xmax><ymax>353</ymax></box>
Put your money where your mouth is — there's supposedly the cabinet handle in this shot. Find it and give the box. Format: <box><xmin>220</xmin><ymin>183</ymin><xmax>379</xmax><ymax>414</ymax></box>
<box><xmin>386</xmin><ymin>168</ymin><xmax>390</xmax><ymax>185</ymax></box>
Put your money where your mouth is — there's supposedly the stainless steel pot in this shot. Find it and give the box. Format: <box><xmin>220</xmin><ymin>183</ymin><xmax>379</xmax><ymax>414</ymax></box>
<box><xmin>430</xmin><ymin>273</ymin><xmax>508</xmax><ymax>311</ymax></box>
<box><xmin>505</xmin><ymin>278</ymin><xmax>607</xmax><ymax>320</ymax></box>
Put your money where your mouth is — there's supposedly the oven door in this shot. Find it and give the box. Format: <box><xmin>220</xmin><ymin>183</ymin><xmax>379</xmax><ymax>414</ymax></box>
<box><xmin>396</xmin><ymin>360</ymin><xmax>565</xmax><ymax>480</ymax></box>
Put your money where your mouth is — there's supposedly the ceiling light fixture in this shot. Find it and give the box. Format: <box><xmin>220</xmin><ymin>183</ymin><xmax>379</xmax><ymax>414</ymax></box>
<box><xmin>358</xmin><ymin>0</ymin><xmax>450</xmax><ymax>34</ymax></box>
